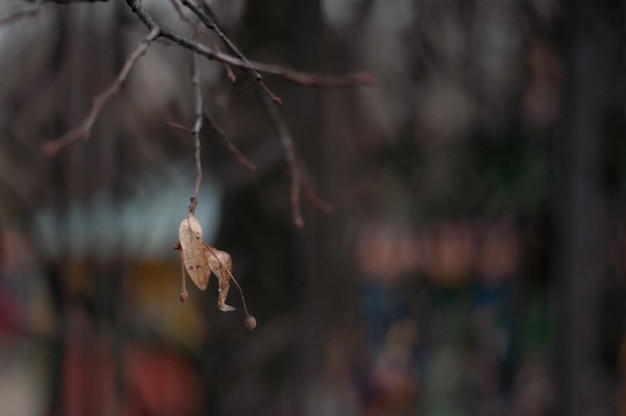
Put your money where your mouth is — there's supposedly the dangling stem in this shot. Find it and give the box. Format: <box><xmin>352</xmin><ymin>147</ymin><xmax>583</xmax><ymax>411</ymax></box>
<box><xmin>189</xmin><ymin>34</ymin><xmax>203</xmax><ymax>215</ymax></box>
<box><xmin>179</xmin><ymin>248</ymin><xmax>188</xmax><ymax>302</ymax></box>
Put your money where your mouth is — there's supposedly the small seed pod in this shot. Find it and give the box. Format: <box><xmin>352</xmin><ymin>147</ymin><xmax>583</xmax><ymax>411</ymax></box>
<box><xmin>244</xmin><ymin>315</ymin><xmax>257</xmax><ymax>331</ymax></box>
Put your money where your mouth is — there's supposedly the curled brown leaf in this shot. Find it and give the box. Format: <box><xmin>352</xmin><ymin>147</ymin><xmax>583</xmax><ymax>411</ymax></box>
<box><xmin>204</xmin><ymin>244</ymin><xmax>236</xmax><ymax>312</ymax></box>
<box><xmin>178</xmin><ymin>213</ymin><xmax>211</xmax><ymax>291</ymax></box>
<box><xmin>177</xmin><ymin>213</ymin><xmax>254</xmax><ymax>327</ymax></box>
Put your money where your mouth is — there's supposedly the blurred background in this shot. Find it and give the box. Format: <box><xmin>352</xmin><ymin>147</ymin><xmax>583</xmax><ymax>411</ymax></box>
<box><xmin>0</xmin><ymin>0</ymin><xmax>625</xmax><ymax>415</ymax></box>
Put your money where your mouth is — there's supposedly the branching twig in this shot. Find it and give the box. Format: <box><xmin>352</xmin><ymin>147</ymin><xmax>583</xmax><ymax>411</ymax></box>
<box><xmin>259</xmin><ymin>93</ymin><xmax>300</xmax><ymax>227</ymax></box>
<box><xmin>34</xmin><ymin>0</ymin><xmax>368</xmax><ymax>229</ymax></box>
<box><xmin>180</xmin><ymin>0</ymin><xmax>282</xmax><ymax>104</ymax></box>
<box><xmin>183</xmin><ymin>0</ymin><xmax>249</xmax><ymax>71</ymax></box>
<box><xmin>168</xmin><ymin>0</ymin><xmax>236</xmax><ymax>82</ymax></box>
<box><xmin>168</xmin><ymin>114</ymin><xmax>256</xmax><ymax>173</ymax></box>
<box><xmin>41</xmin><ymin>26</ymin><xmax>160</xmax><ymax>155</ymax></box>
<box><xmin>258</xmin><ymin>89</ymin><xmax>334</xmax><ymax>226</ymax></box>
<box><xmin>125</xmin><ymin>0</ymin><xmax>374</xmax><ymax>90</ymax></box>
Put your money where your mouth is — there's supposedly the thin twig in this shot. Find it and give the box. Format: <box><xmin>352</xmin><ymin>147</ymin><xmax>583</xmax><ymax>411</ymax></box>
<box><xmin>125</xmin><ymin>0</ymin><xmax>374</xmax><ymax>90</ymax></box>
<box><xmin>188</xmin><ymin>46</ymin><xmax>203</xmax><ymax>214</ymax></box>
<box><xmin>41</xmin><ymin>26</ymin><xmax>160</xmax><ymax>156</ymax></box>
<box><xmin>260</xmin><ymin>68</ymin><xmax>375</xmax><ymax>88</ymax></box>
<box><xmin>185</xmin><ymin>0</ymin><xmax>251</xmax><ymax>72</ymax></box>
<box><xmin>179</xmin><ymin>249</ymin><xmax>188</xmax><ymax>302</ymax></box>
<box><xmin>173</xmin><ymin>242</ymin><xmax>189</xmax><ymax>301</ymax></box>
<box><xmin>168</xmin><ymin>114</ymin><xmax>256</xmax><ymax>173</ymax></box>
<box><xmin>181</xmin><ymin>0</ymin><xmax>282</xmax><ymax>104</ymax></box>
<box><xmin>203</xmin><ymin>110</ymin><xmax>256</xmax><ymax>172</ymax></box>
<box><xmin>301</xmin><ymin>169</ymin><xmax>334</xmax><ymax>214</ymax></box>
<box><xmin>168</xmin><ymin>0</ymin><xmax>236</xmax><ymax>82</ymax></box>
<box><xmin>259</xmin><ymin>91</ymin><xmax>304</xmax><ymax>227</ymax></box>
<box><xmin>258</xmin><ymin>89</ymin><xmax>334</xmax><ymax>226</ymax></box>
<box><xmin>167</xmin><ymin>121</ymin><xmax>194</xmax><ymax>134</ymax></box>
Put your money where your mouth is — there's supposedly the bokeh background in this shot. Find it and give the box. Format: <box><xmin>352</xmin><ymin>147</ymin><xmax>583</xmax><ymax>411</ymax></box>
<box><xmin>0</xmin><ymin>0</ymin><xmax>625</xmax><ymax>415</ymax></box>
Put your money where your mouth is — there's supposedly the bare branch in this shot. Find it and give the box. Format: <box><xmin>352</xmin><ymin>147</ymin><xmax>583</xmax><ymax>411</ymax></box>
<box><xmin>188</xmin><ymin>47</ymin><xmax>203</xmax><ymax>214</ymax></box>
<box><xmin>180</xmin><ymin>0</ymin><xmax>282</xmax><ymax>104</ymax></box>
<box><xmin>168</xmin><ymin>0</ymin><xmax>236</xmax><ymax>82</ymax></box>
<box><xmin>260</xmin><ymin>68</ymin><xmax>375</xmax><ymax>88</ymax></box>
<box><xmin>125</xmin><ymin>0</ymin><xmax>373</xmax><ymax>90</ymax></box>
<box><xmin>257</xmin><ymin>89</ymin><xmax>334</xmax><ymax>226</ymax></box>
<box><xmin>41</xmin><ymin>26</ymin><xmax>160</xmax><ymax>156</ymax></box>
<box><xmin>168</xmin><ymin>115</ymin><xmax>256</xmax><ymax>174</ymax></box>
<box><xmin>168</xmin><ymin>114</ymin><xmax>256</xmax><ymax>173</ymax></box>
<box><xmin>29</xmin><ymin>0</ymin><xmax>366</xmax><ymax>229</ymax></box>
<box><xmin>183</xmin><ymin>0</ymin><xmax>246</xmax><ymax>68</ymax></box>
<box><xmin>259</xmin><ymin>92</ymin><xmax>304</xmax><ymax>227</ymax></box>
<box><xmin>301</xmin><ymin>169</ymin><xmax>334</xmax><ymax>214</ymax></box>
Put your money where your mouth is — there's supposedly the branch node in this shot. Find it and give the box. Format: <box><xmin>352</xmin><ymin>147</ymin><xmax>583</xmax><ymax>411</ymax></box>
<box><xmin>188</xmin><ymin>197</ymin><xmax>198</xmax><ymax>214</ymax></box>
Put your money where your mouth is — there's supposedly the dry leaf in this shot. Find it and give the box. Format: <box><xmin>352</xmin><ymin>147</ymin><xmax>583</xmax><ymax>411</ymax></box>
<box><xmin>178</xmin><ymin>213</ymin><xmax>211</xmax><ymax>290</ymax></box>
<box><xmin>178</xmin><ymin>212</ymin><xmax>256</xmax><ymax>327</ymax></box>
<box><xmin>178</xmin><ymin>213</ymin><xmax>236</xmax><ymax>311</ymax></box>
<box><xmin>204</xmin><ymin>244</ymin><xmax>236</xmax><ymax>312</ymax></box>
